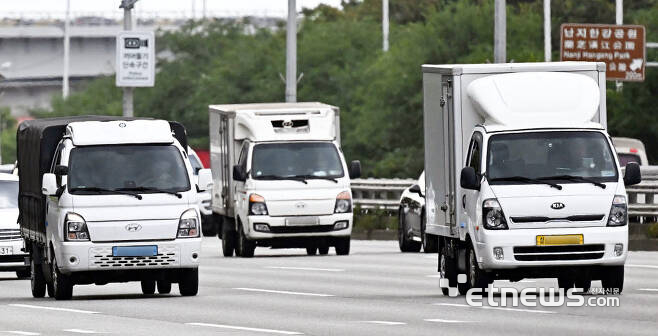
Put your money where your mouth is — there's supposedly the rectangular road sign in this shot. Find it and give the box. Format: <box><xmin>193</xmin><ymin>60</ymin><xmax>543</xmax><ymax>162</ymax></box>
<box><xmin>116</xmin><ymin>31</ymin><xmax>155</xmax><ymax>87</ymax></box>
<box><xmin>560</xmin><ymin>23</ymin><xmax>646</xmax><ymax>81</ymax></box>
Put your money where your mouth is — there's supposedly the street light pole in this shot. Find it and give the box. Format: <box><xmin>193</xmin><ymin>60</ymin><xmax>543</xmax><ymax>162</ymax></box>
<box><xmin>63</xmin><ymin>0</ymin><xmax>70</xmax><ymax>98</ymax></box>
<box><xmin>544</xmin><ymin>0</ymin><xmax>551</xmax><ymax>62</ymax></box>
<box><xmin>494</xmin><ymin>0</ymin><xmax>506</xmax><ymax>63</ymax></box>
<box><xmin>120</xmin><ymin>0</ymin><xmax>137</xmax><ymax>117</ymax></box>
<box><xmin>285</xmin><ymin>0</ymin><xmax>297</xmax><ymax>103</ymax></box>
<box><xmin>382</xmin><ymin>0</ymin><xmax>389</xmax><ymax>52</ymax></box>
<box><xmin>616</xmin><ymin>0</ymin><xmax>623</xmax><ymax>92</ymax></box>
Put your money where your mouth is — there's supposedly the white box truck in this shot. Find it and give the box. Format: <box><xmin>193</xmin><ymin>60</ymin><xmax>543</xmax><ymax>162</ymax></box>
<box><xmin>209</xmin><ymin>102</ymin><xmax>361</xmax><ymax>258</ymax></box>
<box><xmin>17</xmin><ymin>116</ymin><xmax>212</xmax><ymax>300</ymax></box>
<box><xmin>422</xmin><ymin>62</ymin><xmax>641</xmax><ymax>295</ymax></box>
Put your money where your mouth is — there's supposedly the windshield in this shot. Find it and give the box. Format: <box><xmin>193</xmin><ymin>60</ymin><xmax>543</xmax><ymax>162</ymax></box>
<box><xmin>487</xmin><ymin>131</ymin><xmax>618</xmax><ymax>184</ymax></box>
<box><xmin>0</xmin><ymin>181</ymin><xmax>18</xmax><ymax>209</ymax></box>
<box><xmin>68</xmin><ymin>145</ymin><xmax>190</xmax><ymax>194</ymax></box>
<box><xmin>251</xmin><ymin>142</ymin><xmax>344</xmax><ymax>179</ymax></box>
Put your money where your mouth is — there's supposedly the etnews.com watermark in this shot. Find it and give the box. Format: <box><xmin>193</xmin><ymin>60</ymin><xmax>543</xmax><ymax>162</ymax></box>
<box><xmin>440</xmin><ymin>275</ymin><xmax>621</xmax><ymax>308</ymax></box>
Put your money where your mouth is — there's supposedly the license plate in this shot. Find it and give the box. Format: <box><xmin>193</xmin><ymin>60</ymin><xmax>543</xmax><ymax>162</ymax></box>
<box><xmin>285</xmin><ymin>216</ymin><xmax>320</xmax><ymax>226</ymax></box>
<box><xmin>0</xmin><ymin>247</ymin><xmax>12</xmax><ymax>255</ymax></box>
<box><xmin>112</xmin><ymin>246</ymin><xmax>157</xmax><ymax>257</ymax></box>
<box><xmin>536</xmin><ymin>234</ymin><xmax>583</xmax><ymax>246</ymax></box>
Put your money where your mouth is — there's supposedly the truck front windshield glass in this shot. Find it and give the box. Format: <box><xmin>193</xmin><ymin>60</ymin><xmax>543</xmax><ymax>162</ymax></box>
<box><xmin>487</xmin><ymin>131</ymin><xmax>618</xmax><ymax>183</ymax></box>
<box><xmin>251</xmin><ymin>142</ymin><xmax>344</xmax><ymax>179</ymax></box>
<box><xmin>68</xmin><ymin>145</ymin><xmax>190</xmax><ymax>193</ymax></box>
<box><xmin>0</xmin><ymin>181</ymin><xmax>18</xmax><ymax>208</ymax></box>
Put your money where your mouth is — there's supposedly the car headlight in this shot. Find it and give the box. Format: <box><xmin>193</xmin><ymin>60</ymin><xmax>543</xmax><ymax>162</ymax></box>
<box><xmin>334</xmin><ymin>191</ymin><xmax>352</xmax><ymax>213</ymax></box>
<box><xmin>65</xmin><ymin>212</ymin><xmax>90</xmax><ymax>241</ymax></box>
<box><xmin>482</xmin><ymin>199</ymin><xmax>508</xmax><ymax>230</ymax></box>
<box><xmin>178</xmin><ymin>209</ymin><xmax>200</xmax><ymax>238</ymax></box>
<box><xmin>249</xmin><ymin>193</ymin><xmax>269</xmax><ymax>216</ymax></box>
<box><xmin>607</xmin><ymin>195</ymin><xmax>627</xmax><ymax>227</ymax></box>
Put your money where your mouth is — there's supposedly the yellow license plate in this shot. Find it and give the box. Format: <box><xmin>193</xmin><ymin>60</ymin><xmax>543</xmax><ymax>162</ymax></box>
<box><xmin>536</xmin><ymin>234</ymin><xmax>583</xmax><ymax>246</ymax></box>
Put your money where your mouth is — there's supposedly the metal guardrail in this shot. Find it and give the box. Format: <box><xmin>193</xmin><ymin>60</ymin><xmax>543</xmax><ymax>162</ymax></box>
<box><xmin>352</xmin><ymin>166</ymin><xmax>658</xmax><ymax>218</ymax></box>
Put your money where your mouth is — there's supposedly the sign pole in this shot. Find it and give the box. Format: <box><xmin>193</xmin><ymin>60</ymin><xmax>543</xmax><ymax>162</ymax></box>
<box><xmin>615</xmin><ymin>0</ymin><xmax>623</xmax><ymax>92</ymax></box>
<box><xmin>285</xmin><ymin>0</ymin><xmax>297</xmax><ymax>103</ymax></box>
<box><xmin>121</xmin><ymin>1</ymin><xmax>135</xmax><ymax>117</ymax></box>
<box><xmin>544</xmin><ymin>0</ymin><xmax>551</xmax><ymax>62</ymax></box>
<box><xmin>494</xmin><ymin>0</ymin><xmax>506</xmax><ymax>63</ymax></box>
<box><xmin>63</xmin><ymin>0</ymin><xmax>70</xmax><ymax>98</ymax></box>
<box><xmin>382</xmin><ymin>0</ymin><xmax>389</xmax><ymax>52</ymax></box>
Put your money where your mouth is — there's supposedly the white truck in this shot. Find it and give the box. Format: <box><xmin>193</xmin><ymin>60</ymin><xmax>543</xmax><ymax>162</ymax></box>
<box><xmin>17</xmin><ymin>116</ymin><xmax>212</xmax><ymax>300</ymax></box>
<box><xmin>208</xmin><ymin>102</ymin><xmax>361</xmax><ymax>258</ymax></box>
<box><xmin>422</xmin><ymin>62</ymin><xmax>641</xmax><ymax>295</ymax></box>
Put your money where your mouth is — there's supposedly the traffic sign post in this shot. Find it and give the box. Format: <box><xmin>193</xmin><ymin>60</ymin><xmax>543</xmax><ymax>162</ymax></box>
<box><xmin>560</xmin><ymin>23</ymin><xmax>646</xmax><ymax>82</ymax></box>
<box><xmin>115</xmin><ymin>31</ymin><xmax>155</xmax><ymax>87</ymax></box>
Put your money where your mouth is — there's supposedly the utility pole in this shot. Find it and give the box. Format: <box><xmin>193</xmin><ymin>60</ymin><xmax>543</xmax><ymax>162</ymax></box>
<box><xmin>494</xmin><ymin>0</ymin><xmax>506</xmax><ymax>63</ymax></box>
<box><xmin>285</xmin><ymin>0</ymin><xmax>297</xmax><ymax>102</ymax></box>
<box><xmin>120</xmin><ymin>0</ymin><xmax>137</xmax><ymax>117</ymax></box>
<box><xmin>63</xmin><ymin>0</ymin><xmax>70</xmax><ymax>98</ymax></box>
<box><xmin>202</xmin><ymin>0</ymin><xmax>207</xmax><ymax>19</ymax></box>
<box><xmin>382</xmin><ymin>0</ymin><xmax>389</xmax><ymax>52</ymax></box>
<box><xmin>544</xmin><ymin>0</ymin><xmax>551</xmax><ymax>62</ymax></box>
<box><xmin>616</xmin><ymin>0</ymin><xmax>623</xmax><ymax>92</ymax></box>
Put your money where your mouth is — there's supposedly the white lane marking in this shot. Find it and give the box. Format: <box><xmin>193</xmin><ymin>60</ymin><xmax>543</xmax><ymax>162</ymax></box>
<box><xmin>265</xmin><ymin>266</ymin><xmax>344</xmax><ymax>272</ymax></box>
<box><xmin>8</xmin><ymin>304</ymin><xmax>99</xmax><ymax>314</ymax></box>
<box><xmin>63</xmin><ymin>330</ymin><xmax>105</xmax><ymax>334</ymax></box>
<box><xmin>1</xmin><ymin>332</ymin><xmax>40</xmax><ymax>336</ymax></box>
<box><xmin>357</xmin><ymin>321</ymin><xmax>406</xmax><ymax>325</ymax></box>
<box><xmin>433</xmin><ymin>303</ymin><xmax>555</xmax><ymax>314</ymax></box>
<box><xmin>233</xmin><ymin>288</ymin><xmax>334</xmax><ymax>297</ymax></box>
<box><xmin>638</xmin><ymin>288</ymin><xmax>658</xmax><ymax>292</ymax></box>
<box><xmin>426</xmin><ymin>275</ymin><xmax>442</xmax><ymax>278</ymax></box>
<box><xmin>627</xmin><ymin>264</ymin><xmax>658</xmax><ymax>270</ymax></box>
<box><xmin>424</xmin><ymin>319</ymin><xmax>475</xmax><ymax>323</ymax></box>
<box><xmin>186</xmin><ymin>323</ymin><xmax>302</xmax><ymax>335</ymax></box>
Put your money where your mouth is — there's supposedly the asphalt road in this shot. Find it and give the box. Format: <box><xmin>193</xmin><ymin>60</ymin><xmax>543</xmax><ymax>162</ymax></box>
<box><xmin>0</xmin><ymin>239</ymin><xmax>657</xmax><ymax>336</ymax></box>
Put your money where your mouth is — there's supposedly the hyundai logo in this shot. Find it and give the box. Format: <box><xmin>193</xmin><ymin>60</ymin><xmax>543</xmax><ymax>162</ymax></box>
<box><xmin>551</xmin><ymin>202</ymin><xmax>566</xmax><ymax>210</ymax></box>
<box><xmin>119</xmin><ymin>122</ymin><xmax>127</xmax><ymax>128</ymax></box>
<box><xmin>295</xmin><ymin>202</ymin><xmax>306</xmax><ymax>209</ymax></box>
<box><xmin>125</xmin><ymin>223</ymin><xmax>142</xmax><ymax>232</ymax></box>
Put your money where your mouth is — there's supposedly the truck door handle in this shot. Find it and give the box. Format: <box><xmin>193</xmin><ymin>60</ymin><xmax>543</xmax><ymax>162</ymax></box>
<box><xmin>440</xmin><ymin>204</ymin><xmax>448</xmax><ymax>212</ymax></box>
<box><xmin>462</xmin><ymin>195</ymin><xmax>466</xmax><ymax>209</ymax></box>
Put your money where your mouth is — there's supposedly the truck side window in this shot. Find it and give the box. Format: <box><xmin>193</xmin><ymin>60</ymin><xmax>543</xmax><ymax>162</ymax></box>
<box><xmin>467</xmin><ymin>133</ymin><xmax>482</xmax><ymax>175</ymax></box>
<box><xmin>237</xmin><ymin>143</ymin><xmax>248</xmax><ymax>172</ymax></box>
<box><xmin>50</xmin><ymin>142</ymin><xmax>65</xmax><ymax>186</ymax></box>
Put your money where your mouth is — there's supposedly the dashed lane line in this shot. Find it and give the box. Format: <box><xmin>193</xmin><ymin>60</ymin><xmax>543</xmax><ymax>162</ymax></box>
<box><xmin>233</xmin><ymin>287</ymin><xmax>334</xmax><ymax>297</ymax></box>
<box><xmin>265</xmin><ymin>266</ymin><xmax>345</xmax><ymax>272</ymax></box>
<box><xmin>433</xmin><ymin>303</ymin><xmax>555</xmax><ymax>314</ymax></box>
<box><xmin>8</xmin><ymin>304</ymin><xmax>99</xmax><ymax>314</ymax></box>
<box><xmin>0</xmin><ymin>332</ymin><xmax>40</xmax><ymax>336</ymax></box>
<box><xmin>62</xmin><ymin>330</ymin><xmax>106</xmax><ymax>334</ymax></box>
<box><xmin>356</xmin><ymin>321</ymin><xmax>406</xmax><ymax>325</ymax></box>
<box><xmin>186</xmin><ymin>323</ymin><xmax>303</xmax><ymax>335</ymax></box>
<box><xmin>424</xmin><ymin>319</ymin><xmax>476</xmax><ymax>323</ymax></box>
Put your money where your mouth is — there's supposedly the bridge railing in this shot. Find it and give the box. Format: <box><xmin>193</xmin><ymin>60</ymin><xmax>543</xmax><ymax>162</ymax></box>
<box><xmin>627</xmin><ymin>166</ymin><xmax>658</xmax><ymax>218</ymax></box>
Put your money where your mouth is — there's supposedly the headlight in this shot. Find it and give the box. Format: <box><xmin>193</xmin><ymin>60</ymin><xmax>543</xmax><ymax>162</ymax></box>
<box><xmin>334</xmin><ymin>191</ymin><xmax>352</xmax><ymax>213</ymax></box>
<box><xmin>607</xmin><ymin>195</ymin><xmax>627</xmax><ymax>227</ymax></box>
<box><xmin>65</xmin><ymin>212</ymin><xmax>90</xmax><ymax>241</ymax></box>
<box><xmin>178</xmin><ymin>209</ymin><xmax>200</xmax><ymax>238</ymax></box>
<box><xmin>482</xmin><ymin>199</ymin><xmax>508</xmax><ymax>230</ymax></box>
<box><xmin>249</xmin><ymin>193</ymin><xmax>268</xmax><ymax>216</ymax></box>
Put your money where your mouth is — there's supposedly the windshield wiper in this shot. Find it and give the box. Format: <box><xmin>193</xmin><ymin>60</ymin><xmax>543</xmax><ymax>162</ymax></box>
<box><xmin>538</xmin><ymin>175</ymin><xmax>606</xmax><ymax>189</ymax></box>
<box><xmin>69</xmin><ymin>187</ymin><xmax>143</xmax><ymax>200</ymax></box>
<box><xmin>293</xmin><ymin>175</ymin><xmax>339</xmax><ymax>183</ymax></box>
<box><xmin>489</xmin><ymin>176</ymin><xmax>563</xmax><ymax>190</ymax></box>
<box><xmin>253</xmin><ymin>175</ymin><xmax>308</xmax><ymax>184</ymax></box>
<box><xmin>118</xmin><ymin>186</ymin><xmax>183</xmax><ymax>198</ymax></box>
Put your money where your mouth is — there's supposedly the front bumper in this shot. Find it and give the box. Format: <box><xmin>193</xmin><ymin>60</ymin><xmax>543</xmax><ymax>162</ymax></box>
<box><xmin>246</xmin><ymin>213</ymin><xmax>352</xmax><ymax>240</ymax></box>
<box><xmin>475</xmin><ymin>226</ymin><xmax>627</xmax><ymax>269</ymax></box>
<box><xmin>0</xmin><ymin>239</ymin><xmax>29</xmax><ymax>271</ymax></box>
<box><xmin>55</xmin><ymin>238</ymin><xmax>202</xmax><ymax>274</ymax></box>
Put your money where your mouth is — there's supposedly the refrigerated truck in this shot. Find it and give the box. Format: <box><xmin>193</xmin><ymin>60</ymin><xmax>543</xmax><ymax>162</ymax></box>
<box><xmin>209</xmin><ymin>102</ymin><xmax>361</xmax><ymax>258</ymax></box>
<box><xmin>17</xmin><ymin>116</ymin><xmax>212</xmax><ymax>299</ymax></box>
<box><xmin>422</xmin><ymin>62</ymin><xmax>641</xmax><ymax>295</ymax></box>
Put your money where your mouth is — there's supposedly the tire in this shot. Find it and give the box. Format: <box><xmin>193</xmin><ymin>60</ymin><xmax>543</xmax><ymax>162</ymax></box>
<box><xmin>237</xmin><ymin>223</ymin><xmax>255</xmax><ymax>258</ymax></box>
<box><xmin>47</xmin><ymin>282</ymin><xmax>54</xmax><ymax>298</ymax></box>
<box><xmin>52</xmin><ymin>259</ymin><xmax>73</xmax><ymax>300</ymax></box>
<box><xmin>421</xmin><ymin>211</ymin><xmax>438</xmax><ymax>253</ymax></box>
<box><xmin>601</xmin><ymin>266</ymin><xmax>624</xmax><ymax>294</ymax></box>
<box><xmin>575</xmin><ymin>279</ymin><xmax>592</xmax><ymax>293</ymax></box>
<box><xmin>221</xmin><ymin>220</ymin><xmax>236</xmax><ymax>257</ymax></box>
<box><xmin>318</xmin><ymin>246</ymin><xmax>330</xmax><ymax>255</ymax></box>
<box><xmin>467</xmin><ymin>245</ymin><xmax>489</xmax><ymax>292</ymax></box>
<box><xmin>179</xmin><ymin>268</ymin><xmax>199</xmax><ymax>296</ymax></box>
<box><xmin>557</xmin><ymin>277</ymin><xmax>575</xmax><ymax>291</ymax></box>
<box><xmin>157</xmin><ymin>281</ymin><xmax>172</xmax><ymax>294</ymax></box>
<box><xmin>306</xmin><ymin>246</ymin><xmax>317</xmax><ymax>256</ymax></box>
<box><xmin>16</xmin><ymin>269</ymin><xmax>31</xmax><ymax>279</ymax></box>
<box><xmin>439</xmin><ymin>241</ymin><xmax>457</xmax><ymax>296</ymax></box>
<box><xmin>398</xmin><ymin>208</ymin><xmax>421</xmax><ymax>252</ymax></box>
<box><xmin>30</xmin><ymin>258</ymin><xmax>46</xmax><ymax>298</ymax></box>
<box><xmin>141</xmin><ymin>280</ymin><xmax>156</xmax><ymax>295</ymax></box>
<box><xmin>335</xmin><ymin>237</ymin><xmax>351</xmax><ymax>256</ymax></box>
<box><xmin>201</xmin><ymin>215</ymin><xmax>217</xmax><ymax>237</ymax></box>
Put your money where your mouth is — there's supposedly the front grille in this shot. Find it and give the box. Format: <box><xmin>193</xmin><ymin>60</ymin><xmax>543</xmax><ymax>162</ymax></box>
<box><xmin>269</xmin><ymin>225</ymin><xmax>335</xmax><ymax>234</ymax></box>
<box><xmin>0</xmin><ymin>229</ymin><xmax>21</xmax><ymax>241</ymax></box>
<box><xmin>513</xmin><ymin>244</ymin><xmax>605</xmax><ymax>261</ymax></box>
<box><xmin>510</xmin><ymin>215</ymin><xmax>604</xmax><ymax>223</ymax></box>
<box><xmin>89</xmin><ymin>245</ymin><xmax>179</xmax><ymax>269</ymax></box>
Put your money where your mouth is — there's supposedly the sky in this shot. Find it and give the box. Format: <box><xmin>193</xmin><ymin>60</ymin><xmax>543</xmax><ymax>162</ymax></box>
<box><xmin>3</xmin><ymin>0</ymin><xmax>345</xmax><ymax>18</ymax></box>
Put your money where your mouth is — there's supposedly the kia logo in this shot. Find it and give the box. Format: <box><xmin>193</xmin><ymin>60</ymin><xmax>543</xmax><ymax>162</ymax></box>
<box><xmin>125</xmin><ymin>223</ymin><xmax>142</xmax><ymax>232</ymax></box>
<box><xmin>551</xmin><ymin>202</ymin><xmax>566</xmax><ymax>210</ymax></box>
<box><xmin>295</xmin><ymin>202</ymin><xmax>306</xmax><ymax>209</ymax></box>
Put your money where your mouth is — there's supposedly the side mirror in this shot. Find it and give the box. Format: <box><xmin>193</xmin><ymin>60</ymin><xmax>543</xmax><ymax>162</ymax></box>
<box><xmin>42</xmin><ymin>173</ymin><xmax>58</xmax><ymax>196</ymax></box>
<box><xmin>624</xmin><ymin>162</ymin><xmax>641</xmax><ymax>186</ymax></box>
<box><xmin>349</xmin><ymin>160</ymin><xmax>362</xmax><ymax>179</ymax></box>
<box><xmin>197</xmin><ymin>168</ymin><xmax>213</xmax><ymax>192</ymax></box>
<box><xmin>54</xmin><ymin>165</ymin><xmax>68</xmax><ymax>176</ymax></box>
<box><xmin>460</xmin><ymin>167</ymin><xmax>480</xmax><ymax>191</ymax></box>
<box><xmin>232</xmin><ymin>165</ymin><xmax>246</xmax><ymax>182</ymax></box>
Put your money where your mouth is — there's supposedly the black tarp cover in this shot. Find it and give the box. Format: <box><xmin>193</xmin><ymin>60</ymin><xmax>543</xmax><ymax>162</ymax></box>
<box><xmin>17</xmin><ymin>116</ymin><xmax>188</xmax><ymax>242</ymax></box>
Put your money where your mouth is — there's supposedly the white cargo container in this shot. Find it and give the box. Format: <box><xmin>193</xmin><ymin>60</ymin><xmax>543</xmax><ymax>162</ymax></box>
<box><xmin>209</xmin><ymin>102</ymin><xmax>361</xmax><ymax>258</ymax></box>
<box><xmin>422</xmin><ymin>62</ymin><xmax>641</xmax><ymax>295</ymax></box>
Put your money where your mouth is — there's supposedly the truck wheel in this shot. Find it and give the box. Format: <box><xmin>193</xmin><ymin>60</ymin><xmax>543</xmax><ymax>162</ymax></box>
<box><xmin>201</xmin><ymin>215</ymin><xmax>217</xmax><ymax>237</ymax></box>
<box><xmin>16</xmin><ymin>269</ymin><xmax>30</xmax><ymax>279</ymax></box>
<box><xmin>157</xmin><ymin>281</ymin><xmax>172</xmax><ymax>294</ymax></box>
<box><xmin>398</xmin><ymin>209</ymin><xmax>421</xmax><ymax>252</ymax></box>
<box><xmin>47</xmin><ymin>282</ymin><xmax>54</xmax><ymax>298</ymax></box>
<box><xmin>557</xmin><ymin>277</ymin><xmax>575</xmax><ymax>291</ymax></box>
<box><xmin>141</xmin><ymin>280</ymin><xmax>156</xmax><ymax>295</ymax></box>
<box><xmin>318</xmin><ymin>246</ymin><xmax>330</xmax><ymax>255</ymax></box>
<box><xmin>237</xmin><ymin>224</ymin><xmax>256</xmax><ymax>258</ymax></box>
<box><xmin>467</xmin><ymin>245</ymin><xmax>489</xmax><ymax>291</ymax></box>
<box><xmin>601</xmin><ymin>266</ymin><xmax>624</xmax><ymax>294</ymax></box>
<box><xmin>575</xmin><ymin>279</ymin><xmax>592</xmax><ymax>293</ymax></box>
<box><xmin>335</xmin><ymin>237</ymin><xmax>350</xmax><ymax>255</ymax></box>
<box><xmin>179</xmin><ymin>268</ymin><xmax>199</xmax><ymax>296</ymax></box>
<box><xmin>221</xmin><ymin>220</ymin><xmax>236</xmax><ymax>257</ymax></box>
<box><xmin>52</xmin><ymin>259</ymin><xmax>73</xmax><ymax>300</ymax></box>
<box><xmin>306</xmin><ymin>246</ymin><xmax>317</xmax><ymax>256</ymax></box>
<box><xmin>439</xmin><ymin>241</ymin><xmax>457</xmax><ymax>296</ymax></box>
<box><xmin>421</xmin><ymin>211</ymin><xmax>438</xmax><ymax>253</ymax></box>
<box><xmin>30</xmin><ymin>258</ymin><xmax>46</xmax><ymax>298</ymax></box>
